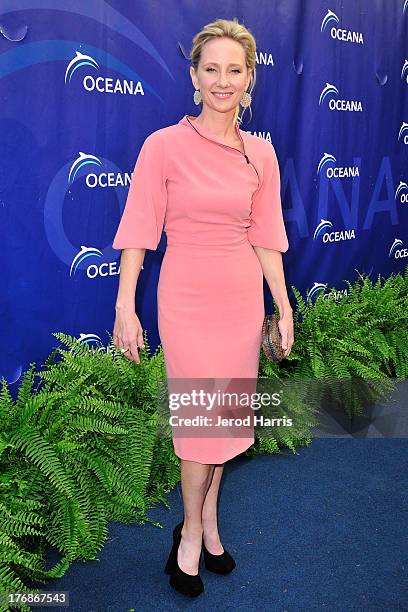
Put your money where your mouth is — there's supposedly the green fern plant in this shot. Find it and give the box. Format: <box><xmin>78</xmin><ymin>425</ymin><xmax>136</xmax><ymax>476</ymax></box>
<box><xmin>1</xmin><ymin>265</ymin><xmax>406</xmax><ymax>610</ymax></box>
<box><xmin>0</xmin><ymin>332</ymin><xmax>178</xmax><ymax>610</ymax></box>
<box><xmin>259</xmin><ymin>267</ymin><xmax>408</xmax><ymax>419</ymax></box>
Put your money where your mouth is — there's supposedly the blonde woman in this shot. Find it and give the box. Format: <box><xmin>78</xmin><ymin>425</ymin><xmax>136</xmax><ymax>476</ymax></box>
<box><xmin>112</xmin><ymin>17</ymin><xmax>293</xmax><ymax>597</ymax></box>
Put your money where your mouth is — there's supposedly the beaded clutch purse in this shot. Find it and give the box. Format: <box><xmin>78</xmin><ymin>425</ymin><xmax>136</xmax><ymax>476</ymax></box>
<box><xmin>261</xmin><ymin>314</ymin><xmax>285</xmax><ymax>361</ymax></box>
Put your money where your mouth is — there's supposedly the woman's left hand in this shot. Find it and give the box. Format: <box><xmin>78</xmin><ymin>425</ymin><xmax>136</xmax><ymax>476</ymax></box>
<box><xmin>278</xmin><ymin>311</ymin><xmax>294</xmax><ymax>357</ymax></box>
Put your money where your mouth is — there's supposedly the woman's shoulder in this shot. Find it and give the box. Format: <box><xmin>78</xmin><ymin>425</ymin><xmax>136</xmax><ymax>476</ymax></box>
<box><xmin>145</xmin><ymin>122</ymin><xmax>185</xmax><ymax>143</ymax></box>
<box><xmin>241</xmin><ymin>130</ymin><xmax>277</xmax><ymax>166</ymax></box>
<box><xmin>241</xmin><ymin>129</ymin><xmax>275</xmax><ymax>151</ymax></box>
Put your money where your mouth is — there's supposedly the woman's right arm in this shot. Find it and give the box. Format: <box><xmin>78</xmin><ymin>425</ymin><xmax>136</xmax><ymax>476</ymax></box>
<box><xmin>112</xmin><ymin>131</ymin><xmax>168</xmax><ymax>362</ymax></box>
<box><xmin>113</xmin><ymin>248</ymin><xmax>146</xmax><ymax>364</ymax></box>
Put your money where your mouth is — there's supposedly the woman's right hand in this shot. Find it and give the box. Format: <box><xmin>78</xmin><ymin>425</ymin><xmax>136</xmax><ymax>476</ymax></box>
<box><xmin>113</xmin><ymin>307</ymin><xmax>145</xmax><ymax>364</ymax></box>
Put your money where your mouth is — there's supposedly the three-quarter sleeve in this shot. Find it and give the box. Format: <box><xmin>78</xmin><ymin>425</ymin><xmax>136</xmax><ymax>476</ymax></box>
<box><xmin>247</xmin><ymin>142</ymin><xmax>289</xmax><ymax>252</ymax></box>
<box><xmin>112</xmin><ymin>131</ymin><xmax>167</xmax><ymax>251</ymax></box>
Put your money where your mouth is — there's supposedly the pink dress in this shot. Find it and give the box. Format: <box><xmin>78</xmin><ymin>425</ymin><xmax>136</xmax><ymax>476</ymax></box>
<box><xmin>112</xmin><ymin>114</ymin><xmax>289</xmax><ymax>464</ymax></box>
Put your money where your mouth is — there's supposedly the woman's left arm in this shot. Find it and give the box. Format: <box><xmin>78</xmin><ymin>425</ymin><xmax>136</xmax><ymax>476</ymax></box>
<box><xmin>253</xmin><ymin>246</ymin><xmax>294</xmax><ymax>357</ymax></box>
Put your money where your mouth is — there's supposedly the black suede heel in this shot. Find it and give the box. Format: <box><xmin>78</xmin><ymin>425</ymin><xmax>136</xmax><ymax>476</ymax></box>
<box><xmin>164</xmin><ymin>521</ymin><xmax>204</xmax><ymax>597</ymax></box>
<box><xmin>202</xmin><ymin>541</ymin><xmax>236</xmax><ymax>574</ymax></box>
<box><xmin>164</xmin><ymin>521</ymin><xmax>184</xmax><ymax>575</ymax></box>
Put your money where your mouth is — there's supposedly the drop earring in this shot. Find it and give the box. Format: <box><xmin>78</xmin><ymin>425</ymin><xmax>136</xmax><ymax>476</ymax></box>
<box><xmin>193</xmin><ymin>89</ymin><xmax>202</xmax><ymax>105</ymax></box>
<box><xmin>240</xmin><ymin>91</ymin><xmax>251</xmax><ymax>108</ymax></box>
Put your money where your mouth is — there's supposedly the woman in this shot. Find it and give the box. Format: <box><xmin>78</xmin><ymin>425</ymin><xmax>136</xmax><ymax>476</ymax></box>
<box><xmin>112</xmin><ymin>17</ymin><xmax>294</xmax><ymax>598</ymax></box>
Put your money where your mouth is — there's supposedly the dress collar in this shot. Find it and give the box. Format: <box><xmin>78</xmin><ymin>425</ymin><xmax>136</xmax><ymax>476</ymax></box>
<box><xmin>179</xmin><ymin>114</ymin><xmax>245</xmax><ymax>149</ymax></box>
<box><xmin>179</xmin><ymin>114</ymin><xmax>259</xmax><ymax>190</ymax></box>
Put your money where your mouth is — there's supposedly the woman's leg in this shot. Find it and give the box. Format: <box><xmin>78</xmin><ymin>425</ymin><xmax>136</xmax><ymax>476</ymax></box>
<box><xmin>201</xmin><ymin>464</ymin><xmax>225</xmax><ymax>554</ymax></box>
<box><xmin>178</xmin><ymin>459</ymin><xmax>215</xmax><ymax>574</ymax></box>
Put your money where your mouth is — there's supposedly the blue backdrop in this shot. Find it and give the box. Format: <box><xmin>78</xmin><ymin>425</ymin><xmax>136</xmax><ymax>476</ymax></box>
<box><xmin>1</xmin><ymin>0</ymin><xmax>407</xmax><ymax>388</ymax></box>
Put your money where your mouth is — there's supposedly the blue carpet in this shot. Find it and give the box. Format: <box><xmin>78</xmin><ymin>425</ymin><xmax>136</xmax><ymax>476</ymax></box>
<box><xmin>34</xmin><ymin>440</ymin><xmax>408</xmax><ymax>611</ymax></box>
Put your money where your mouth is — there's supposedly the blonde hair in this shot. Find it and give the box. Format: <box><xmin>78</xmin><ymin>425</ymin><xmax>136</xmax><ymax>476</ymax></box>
<box><xmin>189</xmin><ymin>17</ymin><xmax>257</xmax><ymax>126</ymax></box>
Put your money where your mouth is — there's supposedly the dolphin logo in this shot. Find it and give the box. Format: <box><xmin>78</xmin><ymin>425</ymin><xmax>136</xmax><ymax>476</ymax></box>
<box><xmin>65</xmin><ymin>50</ymin><xmax>99</xmax><ymax>84</ymax></box>
<box><xmin>319</xmin><ymin>83</ymin><xmax>339</xmax><ymax>106</ymax></box>
<box><xmin>68</xmin><ymin>152</ymin><xmax>103</xmax><ymax>184</ymax></box>
<box><xmin>398</xmin><ymin>122</ymin><xmax>408</xmax><ymax>140</ymax></box>
<box><xmin>389</xmin><ymin>239</ymin><xmax>403</xmax><ymax>257</ymax></box>
<box><xmin>313</xmin><ymin>219</ymin><xmax>333</xmax><ymax>240</ymax></box>
<box><xmin>70</xmin><ymin>246</ymin><xmax>103</xmax><ymax>277</ymax></box>
<box><xmin>395</xmin><ymin>181</ymin><xmax>408</xmax><ymax>200</ymax></box>
<box><xmin>308</xmin><ymin>282</ymin><xmax>327</xmax><ymax>300</ymax></box>
<box><xmin>317</xmin><ymin>153</ymin><xmax>337</xmax><ymax>175</ymax></box>
<box><xmin>321</xmin><ymin>9</ymin><xmax>340</xmax><ymax>33</ymax></box>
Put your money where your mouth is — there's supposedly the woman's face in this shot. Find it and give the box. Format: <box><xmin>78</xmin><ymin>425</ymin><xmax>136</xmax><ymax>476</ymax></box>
<box><xmin>190</xmin><ymin>37</ymin><xmax>251</xmax><ymax>115</ymax></box>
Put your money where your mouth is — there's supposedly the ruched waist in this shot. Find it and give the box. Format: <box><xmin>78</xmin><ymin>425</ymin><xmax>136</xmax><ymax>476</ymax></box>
<box><xmin>163</xmin><ymin>239</ymin><xmax>258</xmax><ymax>261</ymax></box>
<box><xmin>166</xmin><ymin>235</ymin><xmax>250</xmax><ymax>251</ymax></box>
